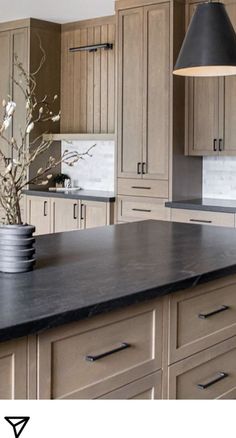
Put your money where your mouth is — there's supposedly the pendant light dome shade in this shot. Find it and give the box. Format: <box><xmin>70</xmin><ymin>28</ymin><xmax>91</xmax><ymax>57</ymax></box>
<box><xmin>173</xmin><ymin>2</ymin><xmax>236</xmax><ymax>77</ymax></box>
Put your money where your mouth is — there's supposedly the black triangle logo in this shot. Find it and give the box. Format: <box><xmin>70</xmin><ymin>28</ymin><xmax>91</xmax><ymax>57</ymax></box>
<box><xmin>5</xmin><ymin>417</ymin><xmax>30</xmax><ymax>438</ymax></box>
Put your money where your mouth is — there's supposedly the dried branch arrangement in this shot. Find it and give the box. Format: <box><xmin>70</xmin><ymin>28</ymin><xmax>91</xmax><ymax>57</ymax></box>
<box><xmin>0</xmin><ymin>44</ymin><xmax>94</xmax><ymax>226</ymax></box>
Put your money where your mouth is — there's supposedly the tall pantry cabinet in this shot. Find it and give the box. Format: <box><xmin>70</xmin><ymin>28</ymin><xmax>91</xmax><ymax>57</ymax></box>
<box><xmin>0</xmin><ymin>19</ymin><xmax>61</xmax><ymax>223</ymax></box>
<box><xmin>116</xmin><ymin>0</ymin><xmax>202</xmax><ymax>223</ymax></box>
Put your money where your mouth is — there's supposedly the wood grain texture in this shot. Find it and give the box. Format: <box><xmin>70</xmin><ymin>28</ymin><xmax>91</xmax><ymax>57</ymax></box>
<box><xmin>61</xmin><ymin>16</ymin><xmax>116</xmax><ymax>134</ymax></box>
<box><xmin>171</xmin><ymin>208</ymin><xmax>235</xmax><ymax>228</ymax></box>
<box><xmin>37</xmin><ymin>300</ymin><xmax>163</xmax><ymax>399</ymax></box>
<box><xmin>0</xmin><ymin>338</ymin><xmax>28</xmax><ymax>399</ymax></box>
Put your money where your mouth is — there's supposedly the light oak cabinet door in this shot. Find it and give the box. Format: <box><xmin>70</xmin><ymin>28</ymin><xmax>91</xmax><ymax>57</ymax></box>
<box><xmin>0</xmin><ymin>338</ymin><xmax>28</xmax><ymax>399</ymax></box>
<box><xmin>169</xmin><ymin>336</ymin><xmax>236</xmax><ymax>399</ymax></box>
<box><xmin>99</xmin><ymin>371</ymin><xmax>162</xmax><ymax>400</ymax></box>
<box><xmin>0</xmin><ymin>31</ymin><xmax>11</xmax><ymax>157</ymax></box>
<box><xmin>187</xmin><ymin>4</ymin><xmax>219</xmax><ymax>156</ymax></box>
<box><xmin>27</xmin><ymin>196</ymin><xmax>51</xmax><ymax>235</ymax></box>
<box><xmin>51</xmin><ymin>198</ymin><xmax>79</xmax><ymax>233</ymax></box>
<box><xmin>118</xmin><ymin>8</ymin><xmax>144</xmax><ymax>178</ymax></box>
<box><xmin>37</xmin><ymin>301</ymin><xmax>163</xmax><ymax>399</ymax></box>
<box><xmin>80</xmin><ymin>200</ymin><xmax>108</xmax><ymax>229</ymax></box>
<box><xmin>220</xmin><ymin>0</ymin><xmax>236</xmax><ymax>154</ymax></box>
<box><xmin>143</xmin><ymin>3</ymin><xmax>169</xmax><ymax>180</ymax></box>
<box><xmin>11</xmin><ymin>28</ymin><xmax>29</xmax><ymax>147</ymax></box>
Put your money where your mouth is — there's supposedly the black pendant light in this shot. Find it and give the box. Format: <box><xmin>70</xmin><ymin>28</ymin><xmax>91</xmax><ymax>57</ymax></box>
<box><xmin>173</xmin><ymin>2</ymin><xmax>236</xmax><ymax>77</ymax></box>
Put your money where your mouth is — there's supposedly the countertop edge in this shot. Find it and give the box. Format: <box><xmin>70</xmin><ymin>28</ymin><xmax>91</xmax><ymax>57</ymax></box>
<box><xmin>1</xmin><ymin>263</ymin><xmax>236</xmax><ymax>343</ymax></box>
<box><xmin>23</xmin><ymin>190</ymin><xmax>116</xmax><ymax>203</ymax></box>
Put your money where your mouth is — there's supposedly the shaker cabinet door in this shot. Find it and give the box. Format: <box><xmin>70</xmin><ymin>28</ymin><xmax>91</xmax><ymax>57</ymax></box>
<box><xmin>51</xmin><ymin>198</ymin><xmax>79</xmax><ymax>233</ymax></box>
<box><xmin>0</xmin><ymin>338</ymin><xmax>28</xmax><ymax>400</ymax></box>
<box><xmin>27</xmin><ymin>196</ymin><xmax>51</xmax><ymax>235</ymax></box>
<box><xmin>143</xmin><ymin>3</ymin><xmax>170</xmax><ymax>180</ymax></box>
<box><xmin>117</xmin><ymin>8</ymin><xmax>143</xmax><ymax>178</ymax></box>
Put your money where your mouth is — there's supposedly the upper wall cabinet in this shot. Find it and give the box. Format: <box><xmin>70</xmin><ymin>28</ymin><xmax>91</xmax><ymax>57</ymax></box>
<box><xmin>117</xmin><ymin>3</ymin><xmax>170</xmax><ymax>180</ymax></box>
<box><xmin>186</xmin><ymin>0</ymin><xmax>236</xmax><ymax>156</ymax></box>
<box><xmin>61</xmin><ymin>17</ymin><xmax>116</xmax><ymax>134</ymax></box>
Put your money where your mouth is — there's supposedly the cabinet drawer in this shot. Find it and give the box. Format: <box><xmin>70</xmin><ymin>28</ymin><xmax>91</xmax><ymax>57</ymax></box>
<box><xmin>118</xmin><ymin>196</ymin><xmax>170</xmax><ymax>222</ymax></box>
<box><xmin>37</xmin><ymin>300</ymin><xmax>163</xmax><ymax>399</ymax></box>
<box><xmin>169</xmin><ymin>276</ymin><xmax>236</xmax><ymax>363</ymax></box>
<box><xmin>169</xmin><ymin>336</ymin><xmax>236</xmax><ymax>399</ymax></box>
<box><xmin>118</xmin><ymin>178</ymin><xmax>169</xmax><ymax>198</ymax></box>
<box><xmin>99</xmin><ymin>371</ymin><xmax>162</xmax><ymax>399</ymax></box>
<box><xmin>171</xmin><ymin>208</ymin><xmax>235</xmax><ymax>228</ymax></box>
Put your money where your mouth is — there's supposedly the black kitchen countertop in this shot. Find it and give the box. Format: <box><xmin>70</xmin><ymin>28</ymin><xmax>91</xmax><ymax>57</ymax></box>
<box><xmin>1</xmin><ymin>220</ymin><xmax>236</xmax><ymax>342</ymax></box>
<box><xmin>166</xmin><ymin>198</ymin><xmax>236</xmax><ymax>213</ymax></box>
<box><xmin>23</xmin><ymin>189</ymin><xmax>115</xmax><ymax>203</ymax></box>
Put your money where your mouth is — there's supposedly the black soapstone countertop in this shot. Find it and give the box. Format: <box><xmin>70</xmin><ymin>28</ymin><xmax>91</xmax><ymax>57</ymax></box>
<box><xmin>23</xmin><ymin>189</ymin><xmax>115</xmax><ymax>202</ymax></box>
<box><xmin>1</xmin><ymin>220</ymin><xmax>236</xmax><ymax>342</ymax></box>
<box><xmin>166</xmin><ymin>198</ymin><xmax>236</xmax><ymax>213</ymax></box>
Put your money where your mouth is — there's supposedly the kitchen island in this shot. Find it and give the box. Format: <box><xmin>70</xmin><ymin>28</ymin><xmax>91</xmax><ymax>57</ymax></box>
<box><xmin>1</xmin><ymin>220</ymin><xmax>236</xmax><ymax>399</ymax></box>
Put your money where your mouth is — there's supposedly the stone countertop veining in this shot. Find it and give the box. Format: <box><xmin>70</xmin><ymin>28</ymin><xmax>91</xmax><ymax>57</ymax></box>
<box><xmin>23</xmin><ymin>189</ymin><xmax>116</xmax><ymax>203</ymax></box>
<box><xmin>1</xmin><ymin>220</ymin><xmax>236</xmax><ymax>342</ymax></box>
<box><xmin>165</xmin><ymin>198</ymin><xmax>236</xmax><ymax>213</ymax></box>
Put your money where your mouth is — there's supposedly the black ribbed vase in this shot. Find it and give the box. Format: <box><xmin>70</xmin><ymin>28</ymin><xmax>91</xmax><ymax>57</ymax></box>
<box><xmin>0</xmin><ymin>224</ymin><xmax>36</xmax><ymax>273</ymax></box>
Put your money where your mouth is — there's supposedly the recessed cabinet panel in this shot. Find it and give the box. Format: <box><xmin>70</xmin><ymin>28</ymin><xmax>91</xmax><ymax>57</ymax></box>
<box><xmin>37</xmin><ymin>301</ymin><xmax>163</xmax><ymax>399</ymax></box>
<box><xmin>99</xmin><ymin>371</ymin><xmax>162</xmax><ymax>399</ymax></box>
<box><xmin>169</xmin><ymin>337</ymin><xmax>236</xmax><ymax>399</ymax></box>
<box><xmin>0</xmin><ymin>31</ymin><xmax>11</xmax><ymax>157</ymax></box>
<box><xmin>143</xmin><ymin>4</ymin><xmax>170</xmax><ymax>179</ymax></box>
<box><xmin>0</xmin><ymin>338</ymin><xmax>27</xmax><ymax>400</ymax></box>
<box><xmin>80</xmin><ymin>200</ymin><xmax>107</xmax><ymax>229</ymax></box>
<box><xmin>51</xmin><ymin>198</ymin><xmax>79</xmax><ymax>233</ymax></box>
<box><xmin>222</xmin><ymin>1</ymin><xmax>236</xmax><ymax>154</ymax></box>
<box><xmin>118</xmin><ymin>8</ymin><xmax>143</xmax><ymax>178</ymax></box>
<box><xmin>27</xmin><ymin>196</ymin><xmax>51</xmax><ymax>235</ymax></box>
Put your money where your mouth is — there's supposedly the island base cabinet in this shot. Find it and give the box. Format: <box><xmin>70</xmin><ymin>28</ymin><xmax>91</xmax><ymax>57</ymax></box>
<box><xmin>168</xmin><ymin>336</ymin><xmax>236</xmax><ymax>400</ymax></box>
<box><xmin>0</xmin><ymin>338</ymin><xmax>27</xmax><ymax>399</ymax></box>
<box><xmin>37</xmin><ymin>301</ymin><xmax>163</xmax><ymax>399</ymax></box>
<box><xmin>99</xmin><ymin>371</ymin><xmax>162</xmax><ymax>399</ymax></box>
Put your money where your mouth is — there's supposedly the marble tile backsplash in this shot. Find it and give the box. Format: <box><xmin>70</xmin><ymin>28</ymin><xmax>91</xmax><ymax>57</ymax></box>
<box><xmin>203</xmin><ymin>156</ymin><xmax>236</xmax><ymax>199</ymax></box>
<box><xmin>61</xmin><ymin>140</ymin><xmax>115</xmax><ymax>192</ymax></box>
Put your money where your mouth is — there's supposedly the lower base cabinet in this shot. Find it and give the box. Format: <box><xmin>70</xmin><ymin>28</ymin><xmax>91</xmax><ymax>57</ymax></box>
<box><xmin>2</xmin><ymin>274</ymin><xmax>236</xmax><ymax>399</ymax></box>
<box><xmin>168</xmin><ymin>337</ymin><xmax>236</xmax><ymax>400</ymax></box>
<box><xmin>99</xmin><ymin>372</ymin><xmax>162</xmax><ymax>400</ymax></box>
<box><xmin>26</xmin><ymin>196</ymin><xmax>114</xmax><ymax>235</ymax></box>
<box><xmin>0</xmin><ymin>338</ymin><xmax>27</xmax><ymax>399</ymax></box>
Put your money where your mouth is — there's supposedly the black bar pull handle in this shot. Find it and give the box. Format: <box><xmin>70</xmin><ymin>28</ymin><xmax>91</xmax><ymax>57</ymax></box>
<box><xmin>197</xmin><ymin>372</ymin><xmax>228</xmax><ymax>390</ymax></box>
<box><xmin>137</xmin><ymin>162</ymin><xmax>142</xmax><ymax>175</ymax></box>
<box><xmin>219</xmin><ymin>138</ymin><xmax>224</xmax><ymax>152</ymax></box>
<box><xmin>142</xmin><ymin>162</ymin><xmax>146</xmax><ymax>175</ymax></box>
<box><xmin>73</xmin><ymin>203</ymin><xmax>78</xmax><ymax>220</ymax></box>
<box><xmin>43</xmin><ymin>201</ymin><xmax>47</xmax><ymax>217</ymax></box>
<box><xmin>189</xmin><ymin>219</ymin><xmax>212</xmax><ymax>224</ymax></box>
<box><xmin>85</xmin><ymin>342</ymin><xmax>131</xmax><ymax>362</ymax></box>
<box><xmin>80</xmin><ymin>203</ymin><xmax>85</xmax><ymax>220</ymax></box>
<box><xmin>213</xmin><ymin>138</ymin><xmax>218</xmax><ymax>152</ymax></box>
<box><xmin>131</xmin><ymin>186</ymin><xmax>151</xmax><ymax>190</ymax></box>
<box><xmin>198</xmin><ymin>305</ymin><xmax>229</xmax><ymax>319</ymax></box>
<box><xmin>132</xmin><ymin>208</ymin><xmax>151</xmax><ymax>213</ymax></box>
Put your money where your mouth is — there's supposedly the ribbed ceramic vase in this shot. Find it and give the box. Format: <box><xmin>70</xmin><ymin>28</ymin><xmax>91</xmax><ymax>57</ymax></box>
<box><xmin>0</xmin><ymin>224</ymin><xmax>36</xmax><ymax>273</ymax></box>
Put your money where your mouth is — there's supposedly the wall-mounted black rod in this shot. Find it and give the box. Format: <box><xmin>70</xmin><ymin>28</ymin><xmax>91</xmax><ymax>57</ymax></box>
<box><xmin>69</xmin><ymin>43</ymin><xmax>113</xmax><ymax>53</ymax></box>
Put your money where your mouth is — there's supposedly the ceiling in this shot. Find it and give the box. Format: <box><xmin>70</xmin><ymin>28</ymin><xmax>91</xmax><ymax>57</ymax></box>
<box><xmin>0</xmin><ymin>0</ymin><xmax>115</xmax><ymax>24</ymax></box>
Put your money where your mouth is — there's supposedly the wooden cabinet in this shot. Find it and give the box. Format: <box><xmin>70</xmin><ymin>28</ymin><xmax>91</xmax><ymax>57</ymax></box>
<box><xmin>61</xmin><ymin>16</ymin><xmax>116</xmax><ymax>134</ymax></box>
<box><xmin>51</xmin><ymin>198</ymin><xmax>79</xmax><ymax>233</ymax></box>
<box><xmin>26</xmin><ymin>196</ymin><xmax>51</xmax><ymax>235</ymax></box>
<box><xmin>168</xmin><ymin>276</ymin><xmax>236</xmax><ymax>363</ymax></box>
<box><xmin>117</xmin><ymin>3</ymin><xmax>169</xmax><ymax>180</ymax></box>
<box><xmin>0</xmin><ymin>338</ymin><xmax>28</xmax><ymax>399</ymax></box>
<box><xmin>187</xmin><ymin>0</ymin><xmax>236</xmax><ymax>156</ymax></box>
<box><xmin>26</xmin><ymin>195</ymin><xmax>114</xmax><ymax>235</ymax></box>
<box><xmin>168</xmin><ymin>336</ymin><xmax>236</xmax><ymax>399</ymax></box>
<box><xmin>171</xmin><ymin>208</ymin><xmax>235</xmax><ymax>228</ymax></box>
<box><xmin>37</xmin><ymin>300</ymin><xmax>163</xmax><ymax>399</ymax></box>
<box><xmin>118</xmin><ymin>196</ymin><xmax>170</xmax><ymax>222</ymax></box>
<box><xmin>80</xmin><ymin>200</ymin><xmax>108</xmax><ymax>230</ymax></box>
<box><xmin>100</xmin><ymin>371</ymin><xmax>162</xmax><ymax>399</ymax></box>
<box><xmin>118</xmin><ymin>8</ymin><xmax>143</xmax><ymax>179</ymax></box>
